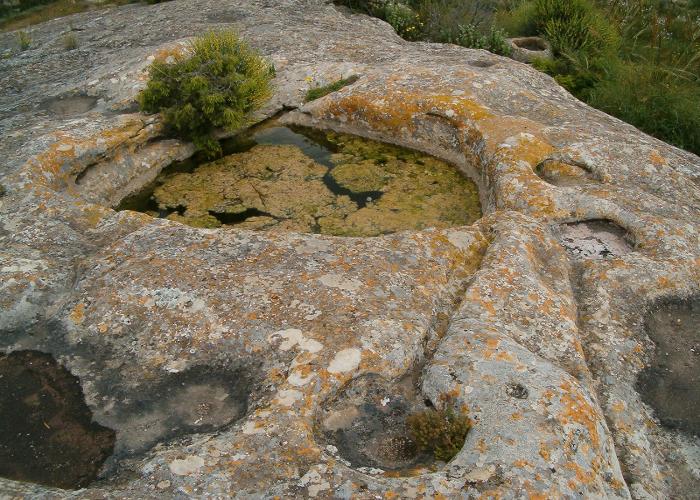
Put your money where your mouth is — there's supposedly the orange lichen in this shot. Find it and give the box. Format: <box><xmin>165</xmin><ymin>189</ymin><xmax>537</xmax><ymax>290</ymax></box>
<box><xmin>564</xmin><ymin>461</ymin><xmax>596</xmax><ymax>485</ymax></box>
<box><xmin>558</xmin><ymin>381</ymin><xmax>601</xmax><ymax>449</ymax></box>
<box><xmin>649</xmin><ymin>150</ymin><xmax>667</xmax><ymax>166</ymax></box>
<box><xmin>69</xmin><ymin>303</ymin><xmax>85</xmax><ymax>323</ymax></box>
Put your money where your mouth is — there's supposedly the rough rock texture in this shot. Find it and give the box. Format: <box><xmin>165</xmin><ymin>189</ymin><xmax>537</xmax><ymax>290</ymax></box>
<box><xmin>1</xmin><ymin>0</ymin><xmax>699</xmax><ymax>498</ymax></box>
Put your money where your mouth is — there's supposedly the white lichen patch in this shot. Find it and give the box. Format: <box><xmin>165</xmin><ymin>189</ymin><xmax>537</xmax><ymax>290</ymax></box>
<box><xmin>327</xmin><ymin>348</ymin><xmax>362</xmax><ymax>374</ymax></box>
<box><xmin>318</xmin><ymin>273</ymin><xmax>362</xmax><ymax>292</ymax></box>
<box><xmin>275</xmin><ymin>389</ymin><xmax>303</xmax><ymax>407</ymax></box>
<box><xmin>268</xmin><ymin>328</ymin><xmax>324</xmax><ymax>353</ymax></box>
<box><xmin>169</xmin><ymin>455</ymin><xmax>205</xmax><ymax>476</ymax></box>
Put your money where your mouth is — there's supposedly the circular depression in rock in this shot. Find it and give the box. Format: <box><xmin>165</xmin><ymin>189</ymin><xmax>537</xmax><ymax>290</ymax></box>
<box><xmin>535</xmin><ymin>158</ymin><xmax>597</xmax><ymax>186</ymax></box>
<box><xmin>316</xmin><ymin>374</ymin><xmax>436</xmax><ymax>473</ymax></box>
<box><xmin>557</xmin><ymin>219</ymin><xmax>634</xmax><ymax>260</ymax></box>
<box><xmin>40</xmin><ymin>95</ymin><xmax>98</xmax><ymax>117</ymax></box>
<box><xmin>116</xmin><ymin>120</ymin><xmax>482</xmax><ymax>237</ymax></box>
<box><xmin>637</xmin><ymin>297</ymin><xmax>699</xmax><ymax>436</ymax></box>
<box><xmin>105</xmin><ymin>365</ymin><xmax>252</xmax><ymax>457</ymax></box>
<box><xmin>0</xmin><ymin>350</ymin><xmax>115</xmax><ymax>489</ymax></box>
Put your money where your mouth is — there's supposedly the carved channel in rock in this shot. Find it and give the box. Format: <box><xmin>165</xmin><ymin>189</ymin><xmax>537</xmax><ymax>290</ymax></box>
<box><xmin>316</xmin><ymin>373</ymin><xmax>441</xmax><ymax>475</ymax></box>
<box><xmin>557</xmin><ymin>219</ymin><xmax>634</xmax><ymax>260</ymax></box>
<box><xmin>116</xmin><ymin>119</ymin><xmax>482</xmax><ymax>236</ymax></box>
<box><xmin>637</xmin><ymin>296</ymin><xmax>699</xmax><ymax>436</ymax></box>
<box><xmin>40</xmin><ymin>94</ymin><xmax>98</xmax><ymax>117</ymax></box>
<box><xmin>105</xmin><ymin>364</ymin><xmax>252</xmax><ymax>458</ymax></box>
<box><xmin>0</xmin><ymin>350</ymin><xmax>115</xmax><ymax>489</ymax></box>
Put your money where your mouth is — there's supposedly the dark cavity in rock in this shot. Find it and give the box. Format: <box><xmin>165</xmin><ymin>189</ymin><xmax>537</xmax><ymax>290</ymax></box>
<box><xmin>40</xmin><ymin>95</ymin><xmax>98</xmax><ymax>117</ymax></box>
<box><xmin>637</xmin><ymin>297</ymin><xmax>700</xmax><ymax>436</ymax></box>
<box><xmin>104</xmin><ymin>364</ymin><xmax>251</xmax><ymax>458</ymax></box>
<box><xmin>557</xmin><ymin>219</ymin><xmax>633</xmax><ymax>260</ymax></box>
<box><xmin>317</xmin><ymin>374</ymin><xmax>435</xmax><ymax>473</ymax></box>
<box><xmin>506</xmin><ymin>382</ymin><xmax>529</xmax><ymax>399</ymax></box>
<box><xmin>0</xmin><ymin>350</ymin><xmax>115</xmax><ymax>489</ymax></box>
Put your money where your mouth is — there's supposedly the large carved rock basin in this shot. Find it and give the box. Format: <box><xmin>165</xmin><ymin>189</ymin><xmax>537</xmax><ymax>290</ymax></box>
<box><xmin>1</xmin><ymin>0</ymin><xmax>699</xmax><ymax>498</ymax></box>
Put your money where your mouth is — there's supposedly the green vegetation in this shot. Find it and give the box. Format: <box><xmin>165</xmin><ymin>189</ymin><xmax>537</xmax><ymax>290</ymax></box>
<box><xmin>337</xmin><ymin>0</ymin><xmax>700</xmax><ymax>155</ymax></box>
<box><xmin>62</xmin><ymin>32</ymin><xmax>78</xmax><ymax>50</ymax></box>
<box><xmin>334</xmin><ymin>0</ymin><xmax>511</xmax><ymax>55</ymax></box>
<box><xmin>0</xmin><ymin>0</ymin><xmax>171</xmax><ymax>32</ymax></box>
<box><xmin>384</xmin><ymin>1</ymin><xmax>424</xmax><ymax>40</ymax></box>
<box><xmin>139</xmin><ymin>31</ymin><xmax>274</xmax><ymax>157</ymax></box>
<box><xmin>18</xmin><ymin>30</ymin><xmax>31</xmax><ymax>50</ymax></box>
<box><xmin>453</xmin><ymin>23</ymin><xmax>511</xmax><ymax>55</ymax></box>
<box><xmin>305</xmin><ymin>75</ymin><xmax>360</xmax><ymax>102</ymax></box>
<box><xmin>497</xmin><ymin>0</ymin><xmax>700</xmax><ymax>155</ymax></box>
<box><xmin>407</xmin><ymin>406</ymin><xmax>471</xmax><ymax>462</ymax></box>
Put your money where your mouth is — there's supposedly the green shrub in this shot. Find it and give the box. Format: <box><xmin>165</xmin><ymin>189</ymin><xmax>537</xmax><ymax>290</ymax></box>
<box><xmin>62</xmin><ymin>32</ymin><xmax>78</xmax><ymax>50</ymax></box>
<box><xmin>384</xmin><ymin>2</ymin><xmax>423</xmax><ymax>40</ymax></box>
<box><xmin>454</xmin><ymin>23</ymin><xmax>511</xmax><ymax>55</ymax></box>
<box><xmin>407</xmin><ymin>406</ymin><xmax>471</xmax><ymax>462</ymax></box>
<box><xmin>454</xmin><ymin>23</ymin><xmax>483</xmax><ymax>48</ymax></box>
<box><xmin>305</xmin><ymin>75</ymin><xmax>360</xmax><ymax>102</ymax></box>
<box><xmin>498</xmin><ymin>0</ymin><xmax>619</xmax><ymax>57</ymax></box>
<box><xmin>139</xmin><ymin>31</ymin><xmax>274</xmax><ymax>157</ymax></box>
<box><xmin>18</xmin><ymin>30</ymin><xmax>31</xmax><ymax>50</ymax></box>
<box><xmin>588</xmin><ymin>62</ymin><xmax>700</xmax><ymax>155</ymax></box>
<box><xmin>494</xmin><ymin>0</ymin><xmax>538</xmax><ymax>37</ymax></box>
<box><xmin>411</xmin><ymin>0</ymin><xmax>494</xmax><ymax>43</ymax></box>
<box><xmin>0</xmin><ymin>0</ymin><xmax>54</xmax><ymax>18</ymax></box>
<box><xmin>496</xmin><ymin>0</ymin><xmax>618</xmax><ymax>96</ymax></box>
<box><xmin>332</xmin><ymin>0</ymin><xmax>388</xmax><ymax>17</ymax></box>
<box><xmin>484</xmin><ymin>25</ymin><xmax>513</xmax><ymax>56</ymax></box>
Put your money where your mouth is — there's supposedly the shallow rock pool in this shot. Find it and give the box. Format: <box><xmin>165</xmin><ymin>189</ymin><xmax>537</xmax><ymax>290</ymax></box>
<box><xmin>117</xmin><ymin>120</ymin><xmax>481</xmax><ymax>237</ymax></box>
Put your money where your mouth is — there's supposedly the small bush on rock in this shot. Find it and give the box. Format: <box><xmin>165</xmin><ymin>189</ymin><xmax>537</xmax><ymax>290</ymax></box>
<box><xmin>407</xmin><ymin>405</ymin><xmax>471</xmax><ymax>462</ymax></box>
<box><xmin>139</xmin><ymin>31</ymin><xmax>274</xmax><ymax>157</ymax></box>
<box><xmin>454</xmin><ymin>23</ymin><xmax>511</xmax><ymax>56</ymax></box>
<box><xmin>62</xmin><ymin>32</ymin><xmax>78</xmax><ymax>50</ymax></box>
<box><xmin>305</xmin><ymin>75</ymin><xmax>360</xmax><ymax>102</ymax></box>
<box><xmin>18</xmin><ymin>30</ymin><xmax>31</xmax><ymax>50</ymax></box>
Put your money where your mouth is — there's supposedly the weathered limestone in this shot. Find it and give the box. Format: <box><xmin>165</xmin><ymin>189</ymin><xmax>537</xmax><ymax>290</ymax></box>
<box><xmin>0</xmin><ymin>0</ymin><xmax>699</xmax><ymax>498</ymax></box>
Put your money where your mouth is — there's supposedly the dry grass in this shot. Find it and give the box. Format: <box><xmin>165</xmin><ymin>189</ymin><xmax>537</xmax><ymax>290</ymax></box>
<box><xmin>0</xmin><ymin>0</ymin><xmax>133</xmax><ymax>32</ymax></box>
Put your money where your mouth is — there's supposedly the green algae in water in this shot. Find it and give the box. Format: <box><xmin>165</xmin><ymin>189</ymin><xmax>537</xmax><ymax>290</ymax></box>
<box><xmin>117</xmin><ymin>121</ymin><xmax>481</xmax><ymax>237</ymax></box>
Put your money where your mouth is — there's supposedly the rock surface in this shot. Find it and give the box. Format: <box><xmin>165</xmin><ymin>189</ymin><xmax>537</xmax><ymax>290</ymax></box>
<box><xmin>0</xmin><ymin>0</ymin><xmax>699</xmax><ymax>498</ymax></box>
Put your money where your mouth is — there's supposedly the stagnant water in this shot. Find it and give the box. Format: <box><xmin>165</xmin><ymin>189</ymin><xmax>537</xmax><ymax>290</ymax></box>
<box><xmin>637</xmin><ymin>297</ymin><xmax>699</xmax><ymax>436</ymax></box>
<box><xmin>0</xmin><ymin>351</ymin><xmax>115</xmax><ymax>489</ymax></box>
<box><xmin>117</xmin><ymin>121</ymin><xmax>481</xmax><ymax>237</ymax></box>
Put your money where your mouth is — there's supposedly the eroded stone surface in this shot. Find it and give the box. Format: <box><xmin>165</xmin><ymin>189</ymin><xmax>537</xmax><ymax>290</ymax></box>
<box><xmin>1</xmin><ymin>0</ymin><xmax>699</xmax><ymax>498</ymax></box>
